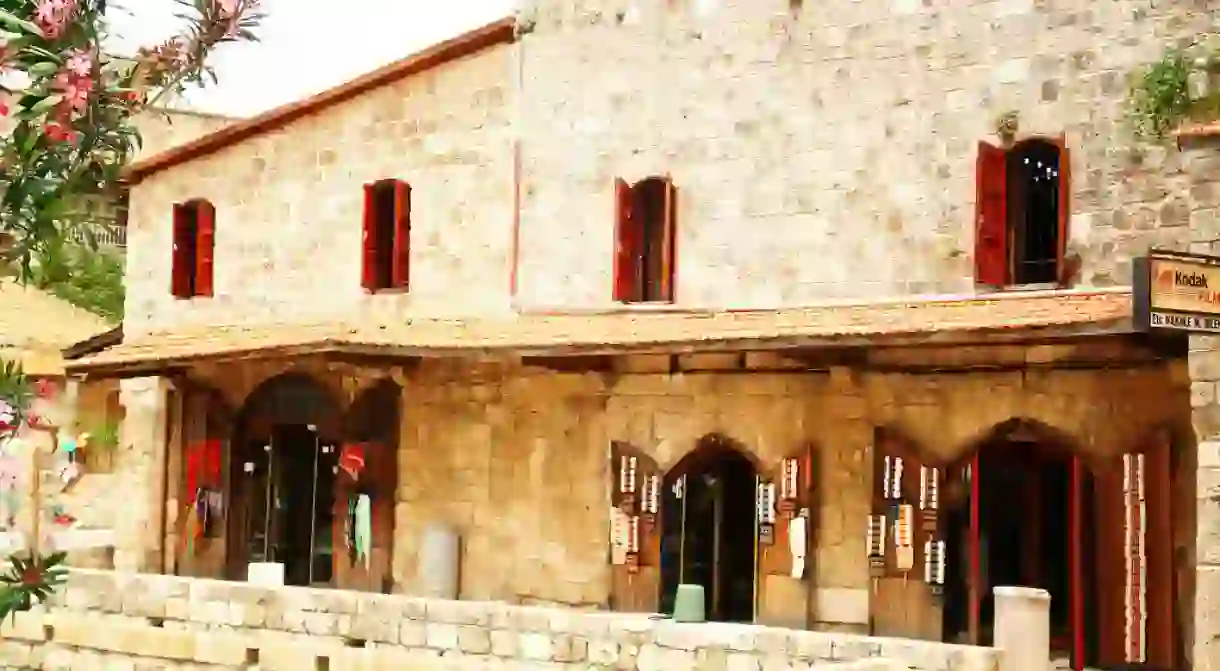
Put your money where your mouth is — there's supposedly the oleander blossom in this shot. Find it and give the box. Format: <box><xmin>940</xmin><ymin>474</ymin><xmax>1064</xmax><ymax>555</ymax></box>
<box><xmin>33</xmin><ymin>0</ymin><xmax>78</xmax><ymax>40</ymax></box>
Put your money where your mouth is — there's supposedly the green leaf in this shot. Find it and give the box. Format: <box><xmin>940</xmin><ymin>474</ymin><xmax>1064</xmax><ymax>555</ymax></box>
<box><xmin>0</xmin><ymin>8</ymin><xmax>42</xmax><ymax>36</ymax></box>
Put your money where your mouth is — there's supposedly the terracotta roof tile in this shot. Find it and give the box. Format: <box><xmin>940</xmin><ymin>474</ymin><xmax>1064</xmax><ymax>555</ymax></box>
<box><xmin>67</xmin><ymin>290</ymin><xmax>1134</xmax><ymax>374</ymax></box>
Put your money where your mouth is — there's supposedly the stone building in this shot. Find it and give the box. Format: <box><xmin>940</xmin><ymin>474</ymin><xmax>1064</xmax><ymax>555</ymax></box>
<box><xmin>59</xmin><ymin>1</ymin><xmax>1220</xmax><ymax>670</ymax></box>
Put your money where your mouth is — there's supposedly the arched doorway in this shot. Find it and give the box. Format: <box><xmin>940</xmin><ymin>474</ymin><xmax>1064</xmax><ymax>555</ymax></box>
<box><xmin>658</xmin><ymin>434</ymin><xmax>758</xmax><ymax>622</ymax></box>
<box><xmin>941</xmin><ymin>418</ymin><xmax>1094</xmax><ymax>667</ymax></box>
<box><xmin>226</xmin><ymin>373</ymin><xmax>342</xmax><ymax>587</ymax></box>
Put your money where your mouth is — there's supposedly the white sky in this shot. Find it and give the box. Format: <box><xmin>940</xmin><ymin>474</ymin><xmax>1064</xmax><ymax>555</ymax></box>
<box><xmin>105</xmin><ymin>0</ymin><xmax>516</xmax><ymax>117</ymax></box>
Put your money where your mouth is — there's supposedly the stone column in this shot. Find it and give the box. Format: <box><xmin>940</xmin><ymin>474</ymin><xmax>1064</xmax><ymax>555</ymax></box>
<box><xmin>1185</xmin><ymin>138</ymin><xmax>1220</xmax><ymax>671</ymax></box>
<box><xmin>992</xmin><ymin>586</ymin><xmax>1050</xmax><ymax>671</ymax></box>
<box><xmin>115</xmin><ymin>376</ymin><xmax>171</xmax><ymax>572</ymax></box>
<box><xmin>1192</xmin><ymin>336</ymin><xmax>1220</xmax><ymax>671</ymax></box>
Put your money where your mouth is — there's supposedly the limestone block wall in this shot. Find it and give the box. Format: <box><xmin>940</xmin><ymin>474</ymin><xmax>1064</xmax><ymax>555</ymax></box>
<box><xmin>0</xmin><ymin>569</ymin><xmax>1003</xmax><ymax>671</ymax></box>
<box><xmin>513</xmin><ymin>0</ymin><xmax>1213</xmax><ymax>307</ymax></box>
<box><xmin>124</xmin><ymin>44</ymin><xmax>516</xmax><ymax>336</ymax></box>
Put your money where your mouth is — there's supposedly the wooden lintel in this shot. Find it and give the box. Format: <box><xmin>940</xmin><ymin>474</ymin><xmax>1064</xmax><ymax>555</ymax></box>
<box><xmin>522</xmin><ymin>355</ymin><xmax>615</xmax><ymax>373</ymax></box>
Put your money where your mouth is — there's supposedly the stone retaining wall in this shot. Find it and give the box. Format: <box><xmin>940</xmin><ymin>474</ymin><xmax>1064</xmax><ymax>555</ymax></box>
<box><xmin>0</xmin><ymin>570</ymin><xmax>1002</xmax><ymax>670</ymax></box>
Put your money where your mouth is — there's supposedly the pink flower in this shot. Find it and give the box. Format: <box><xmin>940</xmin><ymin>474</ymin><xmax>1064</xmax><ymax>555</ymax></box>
<box><xmin>64</xmin><ymin>50</ymin><xmax>91</xmax><ymax>78</ymax></box>
<box><xmin>34</xmin><ymin>0</ymin><xmax>77</xmax><ymax>40</ymax></box>
<box><xmin>43</xmin><ymin>121</ymin><xmax>76</xmax><ymax>144</ymax></box>
<box><xmin>216</xmin><ymin>0</ymin><xmax>240</xmax><ymax>18</ymax></box>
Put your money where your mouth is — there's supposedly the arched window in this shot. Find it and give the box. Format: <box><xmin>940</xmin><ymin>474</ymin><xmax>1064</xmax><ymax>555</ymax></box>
<box><xmin>975</xmin><ymin>138</ymin><xmax>1069</xmax><ymax>287</ymax></box>
<box><xmin>171</xmin><ymin>198</ymin><xmax>215</xmax><ymax>298</ymax></box>
<box><xmin>613</xmin><ymin>176</ymin><xmax>677</xmax><ymax>303</ymax></box>
<box><xmin>361</xmin><ymin>178</ymin><xmax>411</xmax><ymax>292</ymax></box>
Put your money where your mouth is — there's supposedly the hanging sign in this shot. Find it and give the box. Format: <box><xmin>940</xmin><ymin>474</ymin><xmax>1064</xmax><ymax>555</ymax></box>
<box><xmin>1134</xmin><ymin>249</ymin><xmax>1220</xmax><ymax>333</ymax></box>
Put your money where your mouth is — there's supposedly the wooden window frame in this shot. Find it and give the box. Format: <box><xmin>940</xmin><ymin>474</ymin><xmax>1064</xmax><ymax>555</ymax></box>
<box><xmin>612</xmin><ymin>175</ymin><xmax>677</xmax><ymax>304</ymax></box>
<box><xmin>170</xmin><ymin>199</ymin><xmax>215</xmax><ymax>300</ymax></box>
<box><xmin>974</xmin><ymin>135</ymin><xmax>1070</xmax><ymax>288</ymax></box>
<box><xmin>361</xmin><ymin>179</ymin><xmax>412</xmax><ymax>293</ymax></box>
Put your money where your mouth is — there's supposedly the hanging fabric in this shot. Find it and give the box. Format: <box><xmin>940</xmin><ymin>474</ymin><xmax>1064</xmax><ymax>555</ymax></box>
<box><xmin>354</xmin><ymin>493</ymin><xmax>372</xmax><ymax>570</ymax></box>
<box><xmin>185</xmin><ymin>440</ymin><xmax>222</xmax><ymax>497</ymax></box>
<box><xmin>339</xmin><ymin>443</ymin><xmax>366</xmax><ymax>480</ymax></box>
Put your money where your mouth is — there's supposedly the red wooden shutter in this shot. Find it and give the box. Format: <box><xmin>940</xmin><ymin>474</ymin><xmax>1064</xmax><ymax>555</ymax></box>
<box><xmin>194</xmin><ymin>201</ymin><xmax>215</xmax><ymax>297</ymax></box>
<box><xmin>612</xmin><ymin>178</ymin><xmax>635</xmax><ymax>302</ymax></box>
<box><xmin>361</xmin><ymin>184</ymin><xmax>378</xmax><ymax>291</ymax></box>
<box><xmin>391</xmin><ymin>181</ymin><xmax>412</xmax><ymax>289</ymax></box>
<box><xmin>1055</xmin><ymin>138</ymin><xmax>1071</xmax><ymax>284</ymax></box>
<box><xmin>660</xmin><ymin>178</ymin><xmax>677</xmax><ymax>303</ymax></box>
<box><xmin>975</xmin><ymin>141</ymin><xmax>1009</xmax><ymax>286</ymax></box>
<box><xmin>171</xmin><ymin>203</ymin><xmax>190</xmax><ymax>298</ymax></box>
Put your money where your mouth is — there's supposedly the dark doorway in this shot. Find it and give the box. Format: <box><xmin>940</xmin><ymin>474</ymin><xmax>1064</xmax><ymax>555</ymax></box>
<box><xmin>659</xmin><ymin>437</ymin><xmax>757</xmax><ymax>622</ymax></box>
<box><xmin>227</xmin><ymin>373</ymin><xmax>342</xmax><ymax>586</ymax></box>
<box><xmin>263</xmin><ymin>424</ymin><xmax>337</xmax><ymax>587</ymax></box>
<box><xmin>942</xmin><ymin>433</ymin><xmax>1096</xmax><ymax>667</ymax></box>
<box><xmin>1006</xmin><ymin>140</ymin><xmax>1062</xmax><ymax>285</ymax></box>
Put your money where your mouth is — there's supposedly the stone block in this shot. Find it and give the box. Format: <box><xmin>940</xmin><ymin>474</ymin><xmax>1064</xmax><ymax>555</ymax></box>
<box><xmin>259</xmin><ymin>640</ymin><xmax>324</xmax><ymax>671</ymax></box>
<box><xmin>193</xmin><ymin>632</ymin><xmax>254</xmax><ymax>665</ymax></box>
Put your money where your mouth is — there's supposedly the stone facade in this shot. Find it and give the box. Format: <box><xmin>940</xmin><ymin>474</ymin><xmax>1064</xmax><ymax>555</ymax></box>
<box><xmin>124</xmin><ymin>43</ymin><xmax>516</xmax><ymax>333</ymax></box>
<box><xmin>155</xmin><ymin>342</ymin><xmax>1188</xmax><ymax>642</ymax></box>
<box><xmin>76</xmin><ymin>1</ymin><xmax>1220</xmax><ymax>668</ymax></box>
<box><xmin>121</xmin><ymin>2</ymin><xmax>1219</xmax><ymax>332</ymax></box>
<box><xmin>0</xmin><ymin>569</ymin><xmax>1003</xmax><ymax>670</ymax></box>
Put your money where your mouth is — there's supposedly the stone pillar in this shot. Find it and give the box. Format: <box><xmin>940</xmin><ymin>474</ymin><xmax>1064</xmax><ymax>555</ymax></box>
<box><xmin>1179</xmin><ymin>137</ymin><xmax>1220</xmax><ymax>671</ymax></box>
<box><xmin>115</xmin><ymin>376</ymin><xmax>170</xmax><ymax>572</ymax></box>
<box><xmin>1192</xmin><ymin>336</ymin><xmax>1220</xmax><ymax>671</ymax></box>
<box><xmin>992</xmin><ymin>586</ymin><xmax>1050</xmax><ymax>671</ymax></box>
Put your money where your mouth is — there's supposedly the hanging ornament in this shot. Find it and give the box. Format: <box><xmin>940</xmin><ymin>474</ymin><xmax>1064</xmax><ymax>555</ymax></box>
<box><xmin>0</xmin><ymin>401</ymin><xmax>17</xmax><ymax>436</ymax></box>
<box><xmin>33</xmin><ymin>380</ymin><xmax>55</xmax><ymax>400</ymax></box>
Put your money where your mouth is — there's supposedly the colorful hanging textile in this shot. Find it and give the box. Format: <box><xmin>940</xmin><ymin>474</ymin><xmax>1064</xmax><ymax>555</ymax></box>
<box><xmin>185</xmin><ymin>440</ymin><xmax>222</xmax><ymax>496</ymax></box>
<box><xmin>338</xmin><ymin>444</ymin><xmax>366</xmax><ymax>480</ymax></box>
<box><xmin>354</xmin><ymin>493</ymin><xmax>372</xmax><ymax>570</ymax></box>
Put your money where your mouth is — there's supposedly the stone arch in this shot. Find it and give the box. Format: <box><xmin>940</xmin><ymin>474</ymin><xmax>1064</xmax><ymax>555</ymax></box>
<box><xmin>235</xmin><ymin>371</ymin><xmax>343</xmax><ymax>436</ymax></box>
<box><xmin>658</xmin><ymin>432</ymin><xmax>760</xmax><ymax>622</ymax></box>
<box><xmin>950</xmin><ymin>416</ymin><xmax>1086</xmax><ymax>469</ymax></box>
<box><xmin>661</xmin><ymin>432</ymin><xmax>762</xmax><ymax>476</ymax></box>
<box><xmin>225</xmin><ymin>371</ymin><xmax>345</xmax><ymax>582</ymax></box>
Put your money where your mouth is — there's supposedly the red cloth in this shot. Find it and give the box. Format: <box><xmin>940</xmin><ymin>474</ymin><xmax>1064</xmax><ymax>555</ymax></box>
<box><xmin>185</xmin><ymin>440</ymin><xmax>222</xmax><ymax>496</ymax></box>
<box><xmin>339</xmin><ymin>443</ymin><xmax>366</xmax><ymax>480</ymax></box>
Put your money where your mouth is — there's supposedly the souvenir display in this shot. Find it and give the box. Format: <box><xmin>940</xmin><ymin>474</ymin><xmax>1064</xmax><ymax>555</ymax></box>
<box><xmin>618</xmin><ymin>454</ymin><xmax>638</xmax><ymax>511</ymax></box>
<box><xmin>788</xmin><ymin>511</ymin><xmax>808</xmax><ymax>579</ymax></box>
<box><xmin>1123</xmin><ymin>452</ymin><xmax>1148</xmax><ymax>664</ymax></box>
<box><xmin>609</xmin><ymin>443</ymin><xmax>660</xmax><ymax>573</ymax></box>
<box><xmin>919</xmin><ymin>466</ymin><xmax>940</xmax><ymax>532</ymax></box>
<box><xmin>639</xmin><ymin>473</ymin><xmax>660</xmax><ymax>531</ymax></box>
<box><xmin>778</xmin><ymin>457</ymin><xmax>799</xmax><ymax>516</ymax></box>
<box><xmin>756</xmin><ymin>480</ymin><xmax>776</xmax><ymax>547</ymax></box>
<box><xmin>924</xmin><ymin>538</ymin><xmax>946</xmax><ymax>595</ymax></box>
<box><xmin>867</xmin><ymin>514</ymin><xmax>886</xmax><ymax>576</ymax></box>
<box><xmin>894</xmin><ymin>504</ymin><xmax>915</xmax><ymax>572</ymax></box>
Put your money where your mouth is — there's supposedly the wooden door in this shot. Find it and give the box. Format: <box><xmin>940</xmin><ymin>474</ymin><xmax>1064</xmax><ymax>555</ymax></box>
<box><xmin>756</xmin><ymin>448</ymin><xmax>815</xmax><ymax>625</ymax></box>
<box><xmin>1093</xmin><ymin>437</ymin><xmax>1174</xmax><ymax>669</ymax></box>
<box><xmin>870</xmin><ymin>431</ymin><xmax>945</xmax><ymax>640</ymax></box>
<box><xmin>609</xmin><ymin>441</ymin><xmax>663</xmax><ymax>613</ymax></box>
